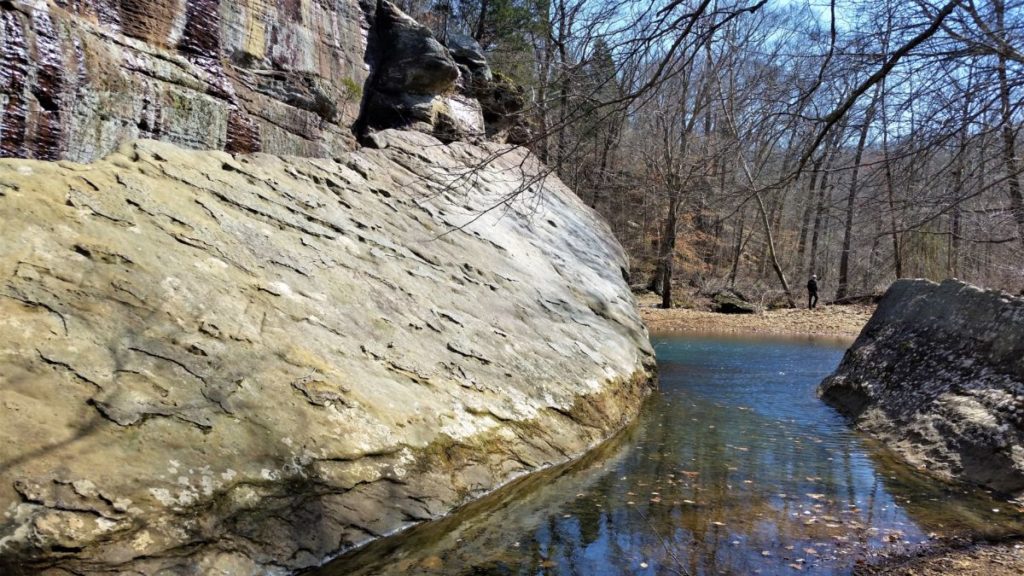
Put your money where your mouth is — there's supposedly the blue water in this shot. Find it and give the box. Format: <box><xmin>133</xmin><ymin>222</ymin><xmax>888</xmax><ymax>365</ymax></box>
<box><xmin>315</xmin><ymin>335</ymin><xmax>1022</xmax><ymax>575</ymax></box>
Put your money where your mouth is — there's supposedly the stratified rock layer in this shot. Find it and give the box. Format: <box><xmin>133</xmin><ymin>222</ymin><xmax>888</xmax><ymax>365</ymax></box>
<box><xmin>820</xmin><ymin>279</ymin><xmax>1024</xmax><ymax>498</ymax></box>
<box><xmin>1</xmin><ymin>0</ymin><xmax>371</xmax><ymax>162</ymax></box>
<box><xmin>0</xmin><ymin>130</ymin><xmax>654</xmax><ymax>574</ymax></box>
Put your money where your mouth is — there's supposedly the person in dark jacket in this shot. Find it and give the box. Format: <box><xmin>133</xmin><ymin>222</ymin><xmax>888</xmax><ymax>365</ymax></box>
<box><xmin>807</xmin><ymin>274</ymin><xmax>819</xmax><ymax>309</ymax></box>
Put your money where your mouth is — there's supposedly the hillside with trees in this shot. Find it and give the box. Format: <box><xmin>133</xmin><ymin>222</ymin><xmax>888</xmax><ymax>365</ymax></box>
<box><xmin>401</xmin><ymin>0</ymin><xmax>1024</xmax><ymax>306</ymax></box>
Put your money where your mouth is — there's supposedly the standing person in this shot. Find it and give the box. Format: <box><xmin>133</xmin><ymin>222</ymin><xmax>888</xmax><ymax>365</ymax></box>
<box><xmin>807</xmin><ymin>274</ymin><xmax>819</xmax><ymax>309</ymax></box>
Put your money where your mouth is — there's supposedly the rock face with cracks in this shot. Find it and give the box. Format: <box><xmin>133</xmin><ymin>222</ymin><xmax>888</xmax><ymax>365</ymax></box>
<box><xmin>819</xmin><ymin>279</ymin><xmax>1024</xmax><ymax>499</ymax></box>
<box><xmin>0</xmin><ymin>0</ymin><xmax>373</xmax><ymax>162</ymax></box>
<box><xmin>0</xmin><ymin>129</ymin><xmax>655</xmax><ymax>574</ymax></box>
<box><xmin>1</xmin><ymin>0</ymin><xmax>531</xmax><ymax>161</ymax></box>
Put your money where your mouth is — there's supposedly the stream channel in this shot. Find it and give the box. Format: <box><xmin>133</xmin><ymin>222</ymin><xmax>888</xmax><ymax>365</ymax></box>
<box><xmin>315</xmin><ymin>334</ymin><xmax>1024</xmax><ymax>575</ymax></box>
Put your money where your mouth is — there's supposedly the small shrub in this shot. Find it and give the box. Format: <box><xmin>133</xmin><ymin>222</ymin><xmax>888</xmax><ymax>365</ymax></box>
<box><xmin>341</xmin><ymin>77</ymin><xmax>364</xmax><ymax>101</ymax></box>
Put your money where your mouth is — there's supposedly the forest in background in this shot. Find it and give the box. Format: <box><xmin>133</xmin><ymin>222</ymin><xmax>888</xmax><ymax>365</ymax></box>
<box><xmin>398</xmin><ymin>0</ymin><xmax>1024</xmax><ymax>306</ymax></box>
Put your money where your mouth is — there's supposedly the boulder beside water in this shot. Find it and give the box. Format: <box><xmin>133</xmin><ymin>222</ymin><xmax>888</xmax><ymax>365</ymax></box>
<box><xmin>819</xmin><ymin>279</ymin><xmax>1024</xmax><ymax>498</ymax></box>
<box><xmin>0</xmin><ymin>130</ymin><xmax>655</xmax><ymax>574</ymax></box>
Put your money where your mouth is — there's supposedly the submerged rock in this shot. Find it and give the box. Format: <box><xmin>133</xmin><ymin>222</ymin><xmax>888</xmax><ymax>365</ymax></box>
<box><xmin>819</xmin><ymin>279</ymin><xmax>1024</xmax><ymax>498</ymax></box>
<box><xmin>0</xmin><ymin>130</ymin><xmax>654</xmax><ymax>574</ymax></box>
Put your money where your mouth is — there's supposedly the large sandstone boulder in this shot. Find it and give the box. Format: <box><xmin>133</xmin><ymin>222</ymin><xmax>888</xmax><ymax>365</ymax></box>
<box><xmin>0</xmin><ymin>0</ymin><xmax>372</xmax><ymax>162</ymax></box>
<box><xmin>819</xmin><ymin>279</ymin><xmax>1024</xmax><ymax>498</ymax></box>
<box><xmin>0</xmin><ymin>129</ymin><xmax>654</xmax><ymax>574</ymax></box>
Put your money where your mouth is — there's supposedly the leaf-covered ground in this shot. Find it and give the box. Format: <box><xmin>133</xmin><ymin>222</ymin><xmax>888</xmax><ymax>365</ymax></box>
<box><xmin>638</xmin><ymin>295</ymin><xmax>874</xmax><ymax>339</ymax></box>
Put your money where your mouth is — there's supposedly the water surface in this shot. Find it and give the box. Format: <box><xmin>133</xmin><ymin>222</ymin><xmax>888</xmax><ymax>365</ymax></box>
<box><xmin>316</xmin><ymin>334</ymin><xmax>1023</xmax><ymax>575</ymax></box>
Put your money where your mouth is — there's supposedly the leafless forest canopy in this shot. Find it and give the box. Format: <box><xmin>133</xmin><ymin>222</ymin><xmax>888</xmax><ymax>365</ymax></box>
<box><xmin>402</xmin><ymin>0</ymin><xmax>1024</xmax><ymax>306</ymax></box>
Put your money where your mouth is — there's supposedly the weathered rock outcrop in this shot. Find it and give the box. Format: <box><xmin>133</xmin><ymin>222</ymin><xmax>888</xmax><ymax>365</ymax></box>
<box><xmin>820</xmin><ymin>279</ymin><xmax>1024</xmax><ymax>498</ymax></box>
<box><xmin>442</xmin><ymin>33</ymin><xmax>530</xmax><ymax>145</ymax></box>
<box><xmin>1</xmin><ymin>0</ymin><xmax>373</xmax><ymax>162</ymax></box>
<box><xmin>354</xmin><ymin>0</ymin><xmax>473</xmax><ymax>141</ymax></box>
<box><xmin>0</xmin><ymin>129</ymin><xmax>654</xmax><ymax>574</ymax></box>
<box><xmin>1</xmin><ymin>0</ymin><xmax>531</xmax><ymax>161</ymax></box>
<box><xmin>353</xmin><ymin>2</ymin><xmax>528</xmax><ymax>144</ymax></box>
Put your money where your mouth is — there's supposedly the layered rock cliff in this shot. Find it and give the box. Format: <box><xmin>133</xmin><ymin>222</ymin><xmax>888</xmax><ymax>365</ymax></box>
<box><xmin>819</xmin><ymin>279</ymin><xmax>1024</xmax><ymax>498</ymax></box>
<box><xmin>1</xmin><ymin>0</ymin><xmax>373</xmax><ymax>161</ymax></box>
<box><xmin>1</xmin><ymin>0</ymin><xmax>526</xmax><ymax>162</ymax></box>
<box><xmin>0</xmin><ymin>130</ymin><xmax>654</xmax><ymax>574</ymax></box>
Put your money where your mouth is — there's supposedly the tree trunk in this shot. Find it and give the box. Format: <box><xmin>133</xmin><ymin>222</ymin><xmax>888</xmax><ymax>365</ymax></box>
<box><xmin>881</xmin><ymin>109</ymin><xmax>902</xmax><ymax>279</ymax></box>
<box><xmin>729</xmin><ymin>206</ymin><xmax>746</xmax><ymax>287</ymax></box>
<box><xmin>473</xmin><ymin>0</ymin><xmax>490</xmax><ymax>42</ymax></box>
<box><xmin>796</xmin><ymin>159</ymin><xmax>823</xmax><ymax>272</ymax></box>
<box><xmin>996</xmin><ymin>36</ymin><xmax>1024</xmax><ymax>246</ymax></box>
<box><xmin>554</xmin><ymin>0</ymin><xmax>570</xmax><ymax>176</ymax></box>
<box><xmin>809</xmin><ymin>163</ymin><xmax>830</xmax><ymax>278</ymax></box>
<box><xmin>837</xmin><ymin>93</ymin><xmax>878</xmax><ymax>301</ymax></box>
<box><xmin>755</xmin><ymin>191</ymin><xmax>797</xmax><ymax>307</ymax></box>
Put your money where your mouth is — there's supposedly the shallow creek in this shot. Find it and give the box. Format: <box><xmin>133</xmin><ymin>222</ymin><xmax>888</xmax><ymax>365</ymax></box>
<box><xmin>315</xmin><ymin>334</ymin><xmax>1024</xmax><ymax>575</ymax></box>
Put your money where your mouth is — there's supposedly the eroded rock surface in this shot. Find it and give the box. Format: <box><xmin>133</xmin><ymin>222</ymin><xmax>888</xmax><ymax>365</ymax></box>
<box><xmin>819</xmin><ymin>279</ymin><xmax>1024</xmax><ymax>498</ymax></box>
<box><xmin>0</xmin><ymin>130</ymin><xmax>654</xmax><ymax>574</ymax></box>
<box><xmin>1</xmin><ymin>0</ymin><xmax>532</xmax><ymax>161</ymax></box>
<box><xmin>1</xmin><ymin>0</ymin><xmax>372</xmax><ymax>162</ymax></box>
<box><xmin>355</xmin><ymin>0</ymin><xmax>464</xmax><ymax>139</ymax></box>
<box><xmin>354</xmin><ymin>2</ymin><xmax>527</xmax><ymax>144</ymax></box>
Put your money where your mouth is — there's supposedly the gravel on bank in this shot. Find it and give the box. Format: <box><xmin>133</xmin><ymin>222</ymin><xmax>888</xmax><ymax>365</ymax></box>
<box><xmin>639</xmin><ymin>302</ymin><xmax>874</xmax><ymax>339</ymax></box>
<box><xmin>855</xmin><ymin>540</ymin><xmax>1024</xmax><ymax>576</ymax></box>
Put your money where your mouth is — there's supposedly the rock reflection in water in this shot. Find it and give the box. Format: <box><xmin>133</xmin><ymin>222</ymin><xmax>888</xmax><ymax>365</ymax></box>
<box><xmin>314</xmin><ymin>335</ymin><xmax>1024</xmax><ymax>576</ymax></box>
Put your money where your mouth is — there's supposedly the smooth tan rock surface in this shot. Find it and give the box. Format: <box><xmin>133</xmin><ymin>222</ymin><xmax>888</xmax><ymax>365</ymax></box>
<box><xmin>0</xmin><ymin>129</ymin><xmax>654</xmax><ymax>574</ymax></box>
<box><xmin>820</xmin><ymin>279</ymin><xmax>1024</xmax><ymax>499</ymax></box>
